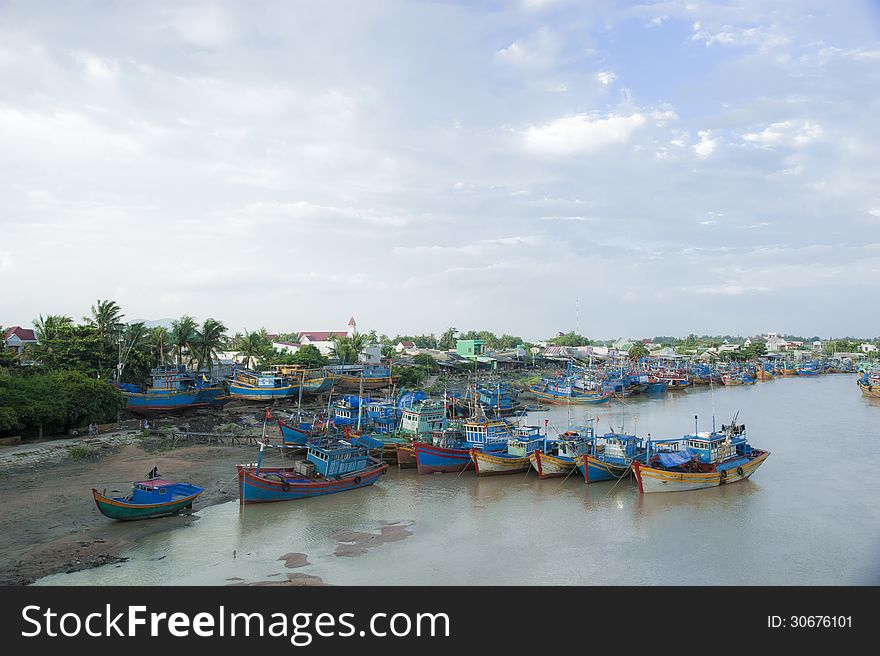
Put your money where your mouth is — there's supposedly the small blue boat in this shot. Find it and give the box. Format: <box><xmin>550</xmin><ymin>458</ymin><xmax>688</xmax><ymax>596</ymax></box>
<box><xmin>92</xmin><ymin>475</ymin><xmax>204</xmax><ymax>520</ymax></box>
<box><xmin>413</xmin><ymin>416</ymin><xmax>511</xmax><ymax>474</ymax></box>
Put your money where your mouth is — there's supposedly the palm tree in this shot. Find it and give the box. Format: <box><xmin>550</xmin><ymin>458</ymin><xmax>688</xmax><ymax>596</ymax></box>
<box><xmin>439</xmin><ymin>327</ymin><xmax>458</xmax><ymax>350</ymax></box>
<box><xmin>170</xmin><ymin>315</ymin><xmax>198</xmax><ymax>368</ymax></box>
<box><xmin>33</xmin><ymin>314</ymin><xmax>74</xmax><ymax>343</ymax></box>
<box><xmin>236</xmin><ymin>330</ymin><xmax>268</xmax><ymax>369</ymax></box>
<box><xmin>84</xmin><ymin>300</ymin><xmax>125</xmax><ymax>345</ymax></box>
<box><xmin>146</xmin><ymin>326</ymin><xmax>172</xmax><ymax>366</ymax></box>
<box><xmin>190</xmin><ymin>318</ymin><xmax>228</xmax><ymax>372</ymax></box>
<box><xmin>330</xmin><ymin>333</ymin><xmax>366</xmax><ymax>364</ymax></box>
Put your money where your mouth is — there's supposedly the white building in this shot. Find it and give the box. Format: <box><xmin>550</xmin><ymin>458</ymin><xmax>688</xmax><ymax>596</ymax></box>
<box><xmin>297</xmin><ymin>317</ymin><xmax>358</xmax><ymax>356</ymax></box>
<box><xmin>272</xmin><ymin>341</ymin><xmax>302</xmax><ymax>355</ymax></box>
<box><xmin>358</xmin><ymin>343</ymin><xmax>384</xmax><ymax>364</ymax></box>
<box><xmin>765</xmin><ymin>335</ymin><xmax>788</xmax><ymax>352</ymax></box>
<box><xmin>862</xmin><ymin>343</ymin><xmax>878</xmax><ymax>353</ymax></box>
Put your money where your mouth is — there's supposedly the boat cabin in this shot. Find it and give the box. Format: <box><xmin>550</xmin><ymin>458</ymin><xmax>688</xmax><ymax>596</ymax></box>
<box><xmin>399</xmin><ymin>401</ymin><xmax>447</xmax><ymax>436</ymax></box>
<box><xmin>129</xmin><ymin>479</ymin><xmax>179</xmax><ymax>503</ymax></box>
<box><xmin>463</xmin><ymin>419</ymin><xmax>511</xmax><ymax>447</ymax></box>
<box><xmin>306</xmin><ymin>440</ymin><xmax>371</xmax><ymax>478</ymax></box>
<box><xmin>597</xmin><ymin>433</ymin><xmax>644</xmax><ymax>464</ymax></box>
<box><xmin>507</xmin><ymin>426</ymin><xmax>545</xmax><ymax>457</ymax></box>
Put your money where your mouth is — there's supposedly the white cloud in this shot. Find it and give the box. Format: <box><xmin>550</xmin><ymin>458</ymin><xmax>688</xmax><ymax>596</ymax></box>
<box><xmin>523</xmin><ymin>113</ymin><xmax>647</xmax><ymax>155</ymax></box>
<box><xmin>743</xmin><ymin>121</ymin><xmax>823</xmax><ymax>148</ymax></box>
<box><xmin>693</xmin><ymin>130</ymin><xmax>718</xmax><ymax>159</ymax></box>
<box><xmin>596</xmin><ymin>71</ymin><xmax>616</xmax><ymax>86</ymax></box>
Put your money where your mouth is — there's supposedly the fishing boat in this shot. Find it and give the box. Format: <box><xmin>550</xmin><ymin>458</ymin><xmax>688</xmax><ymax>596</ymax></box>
<box><xmin>237</xmin><ymin>438</ymin><xmax>388</xmax><ymax>504</ymax></box>
<box><xmin>529</xmin><ymin>424</ymin><xmax>594</xmax><ymax>479</ymax></box>
<box><xmin>857</xmin><ymin>372</ymin><xmax>880</xmax><ymax>398</ymax></box>
<box><xmin>227</xmin><ymin>366</ymin><xmax>301</xmax><ymax>401</ymax></box>
<box><xmin>277</xmin><ymin>416</ymin><xmax>323</xmax><ymax>447</ymax></box>
<box><xmin>470</xmin><ymin>425</ymin><xmax>544</xmax><ymax>476</ymax></box>
<box><xmin>270</xmin><ymin>365</ymin><xmax>335</xmax><ymax>395</ymax></box>
<box><xmin>413</xmin><ymin>415</ymin><xmax>511</xmax><ymax>474</ymax></box>
<box><xmin>325</xmin><ymin>364</ymin><xmax>398</xmax><ymax>391</ymax></box>
<box><xmin>472</xmin><ymin>382</ymin><xmax>523</xmax><ymax>416</ymax></box>
<box><xmin>658</xmin><ymin>371</ymin><xmax>690</xmax><ymax>390</ymax></box>
<box><xmin>121</xmin><ymin>365</ymin><xmax>229</xmax><ymax>414</ymax></box>
<box><xmin>632</xmin><ymin>418</ymin><xmax>769</xmax><ymax>493</ymax></box>
<box><xmin>575</xmin><ymin>432</ymin><xmax>645</xmax><ymax>484</ymax></box>
<box><xmin>92</xmin><ymin>475</ymin><xmax>204</xmax><ymax>520</ymax></box>
<box><xmin>529</xmin><ymin>379</ymin><xmax>611</xmax><ymax>404</ymax></box>
<box><xmin>796</xmin><ymin>362</ymin><xmax>821</xmax><ymax>376</ymax></box>
<box><xmin>721</xmin><ymin>370</ymin><xmax>757</xmax><ymax>385</ymax></box>
<box><xmin>755</xmin><ymin>366</ymin><xmax>775</xmax><ymax>381</ymax></box>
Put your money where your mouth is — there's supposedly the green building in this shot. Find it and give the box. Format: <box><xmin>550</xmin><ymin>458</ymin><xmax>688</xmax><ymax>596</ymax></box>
<box><xmin>456</xmin><ymin>339</ymin><xmax>486</xmax><ymax>359</ymax></box>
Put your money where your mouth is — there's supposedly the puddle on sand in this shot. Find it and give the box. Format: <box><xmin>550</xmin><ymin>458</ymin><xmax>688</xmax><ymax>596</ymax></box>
<box><xmin>228</xmin><ymin>573</ymin><xmax>328</xmax><ymax>586</ymax></box>
<box><xmin>332</xmin><ymin>520</ymin><xmax>415</xmax><ymax>557</ymax></box>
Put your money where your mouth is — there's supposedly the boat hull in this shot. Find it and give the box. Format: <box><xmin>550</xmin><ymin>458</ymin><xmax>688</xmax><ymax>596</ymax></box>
<box><xmin>529</xmin><ymin>450</ymin><xmax>575</xmax><ymax>479</ymax></box>
<box><xmin>470</xmin><ymin>449</ymin><xmax>530</xmax><ymax>476</ymax></box>
<box><xmin>396</xmin><ymin>443</ymin><xmax>417</xmax><ymax>468</ymax></box>
<box><xmin>413</xmin><ymin>442</ymin><xmax>473</xmax><ymax>474</ymax></box>
<box><xmin>529</xmin><ymin>388</ymin><xmax>611</xmax><ymax>404</ymax></box>
<box><xmin>632</xmin><ymin>451</ymin><xmax>770</xmax><ymax>493</ymax></box>
<box><xmin>237</xmin><ymin>462</ymin><xmax>388</xmax><ymax>504</ymax></box>
<box><xmin>575</xmin><ymin>454</ymin><xmax>632</xmax><ymax>483</ymax></box>
<box><xmin>302</xmin><ymin>377</ymin><xmax>335</xmax><ymax>394</ymax></box>
<box><xmin>92</xmin><ymin>488</ymin><xmax>203</xmax><ymax>520</ymax></box>
<box><xmin>858</xmin><ymin>381</ymin><xmax>880</xmax><ymax>398</ymax></box>
<box><xmin>124</xmin><ymin>387</ymin><xmax>228</xmax><ymax>414</ymax></box>
<box><xmin>228</xmin><ymin>382</ymin><xmax>301</xmax><ymax>401</ymax></box>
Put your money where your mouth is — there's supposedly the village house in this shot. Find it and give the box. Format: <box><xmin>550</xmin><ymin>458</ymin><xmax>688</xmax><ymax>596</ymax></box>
<box><xmin>395</xmin><ymin>340</ymin><xmax>417</xmax><ymax>354</ymax></box>
<box><xmin>764</xmin><ymin>333</ymin><xmax>789</xmax><ymax>353</ymax></box>
<box><xmin>298</xmin><ymin>317</ymin><xmax>358</xmax><ymax>355</ymax></box>
<box><xmin>861</xmin><ymin>343</ymin><xmax>878</xmax><ymax>354</ymax></box>
<box><xmin>272</xmin><ymin>340</ymin><xmax>302</xmax><ymax>355</ymax></box>
<box><xmin>3</xmin><ymin>326</ymin><xmax>38</xmax><ymax>356</ymax></box>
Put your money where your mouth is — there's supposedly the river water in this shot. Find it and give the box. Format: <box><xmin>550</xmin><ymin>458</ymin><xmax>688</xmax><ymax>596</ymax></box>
<box><xmin>36</xmin><ymin>374</ymin><xmax>880</xmax><ymax>585</ymax></box>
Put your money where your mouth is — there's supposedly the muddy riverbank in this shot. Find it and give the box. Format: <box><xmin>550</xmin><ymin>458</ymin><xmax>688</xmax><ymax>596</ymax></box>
<box><xmin>0</xmin><ymin>439</ymin><xmax>251</xmax><ymax>585</ymax></box>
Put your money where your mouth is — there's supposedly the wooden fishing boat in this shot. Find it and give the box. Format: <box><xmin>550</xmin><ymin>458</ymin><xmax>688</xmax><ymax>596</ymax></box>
<box><xmin>237</xmin><ymin>439</ymin><xmax>388</xmax><ymax>504</ymax></box>
<box><xmin>121</xmin><ymin>365</ymin><xmax>229</xmax><ymax>414</ymax></box>
<box><xmin>575</xmin><ymin>432</ymin><xmax>644</xmax><ymax>484</ymax></box>
<box><xmin>529</xmin><ymin>427</ymin><xmax>593</xmax><ymax>479</ymax></box>
<box><xmin>396</xmin><ymin>442</ymin><xmax>417</xmax><ymax>468</ymax></box>
<box><xmin>325</xmin><ymin>364</ymin><xmax>398</xmax><ymax>390</ymax></box>
<box><xmin>756</xmin><ymin>367</ymin><xmax>775</xmax><ymax>381</ymax></box>
<box><xmin>227</xmin><ymin>367</ymin><xmax>301</xmax><ymax>401</ymax></box>
<box><xmin>632</xmin><ymin>420</ymin><xmax>769</xmax><ymax>493</ymax></box>
<box><xmin>858</xmin><ymin>372</ymin><xmax>880</xmax><ymax>398</ymax></box>
<box><xmin>92</xmin><ymin>477</ymin><xmax>203</xmax><ymax>520</ymax></box>
<box><xmin>469</xmin><ymin>426</ymin><xmax>544</xmax><ymax>476</ymax></box>
<box><xmin>414</xmin><ymin>416</ymin><xmax>510</xmax><ymax>474</ymax></box>
<box><xmin>528</xmin><ymin>380</ymin><xmax>611</xmax><ymax>404</ymax></box>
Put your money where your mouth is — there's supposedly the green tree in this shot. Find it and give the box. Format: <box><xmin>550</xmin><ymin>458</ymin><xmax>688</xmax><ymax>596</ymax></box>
<box><xmin>170</xmin><ymin>315</ymin><xmax>198</xmax><ymax>368</ymax></box>
<box><xmin>439</xmin><ymin>327</ymin><xmax>458</xmax><ymax>350</ymax></box>
<box><xmin>289</xmin><ymin>344</ymin><xmax>327</xmax><ymax>369</ymax></box>
<box><xmin>330</xmin><ymin>334</ymin><xmax>366</xmax><ymax>364</ymax></box>
<box><xmin>235</xmin><ymin>330</ymin><xmax>271</xmax><ymax>368</ymax></box>
<box><xmin>381</xmin><ymin>344</ymin><xmax>396</xmax><ymax>360</ymax></box>
<box><xmin>629</xmin><ymin>342</ymin><xmax>650</xmax><ymax>359</ymax></box>
<box><xmin>190</xmin><ymin>318</ymin><xmax>228</xmax><ymax>371</ymax></box>
<box><xmin>549</xmin><ymin>332</ymin><xmax>592</xmax><ymax>347</ymax></box>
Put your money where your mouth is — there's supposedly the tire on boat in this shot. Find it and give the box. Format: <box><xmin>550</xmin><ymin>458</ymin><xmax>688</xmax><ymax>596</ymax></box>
<box><xmin>354</xmin><ymin>476</ymin><xmax>362</xmax><ymax>485</ymax></box>
<box><xmin>281</xmin><ymin>480</ymin><xmax>290</xmax><ymax>492</ymax></box>
<box><xmin>736</xmin><ymin>466</ymin><xmax>744</xmax><ymax>477</ymax></box>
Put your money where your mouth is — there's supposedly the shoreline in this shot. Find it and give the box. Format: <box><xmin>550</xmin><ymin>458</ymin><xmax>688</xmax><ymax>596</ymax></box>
<box><xmin>0</xmin><ymin>439</ymin><xmax>251</xmax><ymax>585</ymax></box>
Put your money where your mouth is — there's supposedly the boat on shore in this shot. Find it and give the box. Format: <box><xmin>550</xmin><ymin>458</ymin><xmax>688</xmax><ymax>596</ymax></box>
<box><xmin>325</xmin><ymin>364</ymin><xmax>398</xmax><ymax>391</ymax></box>
<box><xmin>121</xmin><ymin>365</ymin><xmax>229</xmax><ymax>414</ymax></box>
<box><xmin>529</xmin><ymin>379</ymin><xmax>611</xmax><ymax>404</ymax></box>
<box><xmin>632</xmin><ymin>419</ymin><xmax>769</xmax><ymax>493</ymax></box>
<box><xmin>92</xmin><ymin>475</ymin><xmax>204</xmax><ymax>520</ymax></box>
<box><xmin>237</xmin><ymin>439</ymin><xmax>388</xmax><ymax>504</ymax></box>
<box><xmin>227</xmin><ymin>367</ymin><xmax>301</xmax><ymax>401</ymax></box>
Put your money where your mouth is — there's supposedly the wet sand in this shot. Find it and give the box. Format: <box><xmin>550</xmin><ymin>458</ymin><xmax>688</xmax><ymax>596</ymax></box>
<box><xmin>0</xmin><ymin>440</ymin><xmax>248</xmax><ymax>585</ymax></box>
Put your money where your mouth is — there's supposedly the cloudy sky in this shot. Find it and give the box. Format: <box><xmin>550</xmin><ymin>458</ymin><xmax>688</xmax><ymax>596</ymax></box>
<box><xmin>1</xmin><ymin>0</ymin><xmax>878</xmax><ymax>340</ymax></box>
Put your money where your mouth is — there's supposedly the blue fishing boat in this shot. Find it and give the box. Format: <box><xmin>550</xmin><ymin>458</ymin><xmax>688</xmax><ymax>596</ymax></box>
<box><xmin>227</xmin><ymin>366</ymin><xmax>301</xmax><ymax>401</ymax></box>
<box><xmin>632</xmin><ymin>418</ymin><xmax>769</xmax><ymax>493</ymax></box>
<box><xmin>529</xmin><ymin>424</ymin><xmax>595</xmax><ymax>479</ymax></box>
<box><xmin>92</xmin><ymin>473</ymin><xmax>204</xmax><ymax>520</ymax></box>
<box><xmin>237</xmin><ymin>438</ymin><xmax>388</xmax><ymax>504</ymax></box>
<box><xmin>529</xmin><ymin>378</ymin><xmax>611</xmax><ymax>404</ymax></box>
<box><xmin>473</xmin><ymin>382</ymin><xmax>523</xmax><ymax>416</ymax></box>
<box><xmin>470</xmin><ymin>424</ymin><xmax>545</xmax><ymax>476</ymax></box>
<box><xmin>270</xmin><ymin>365</ymin><xmax>335</xmax><ymax>395</ymax></box>
<box><xmin>413</xmin><ymin>415</ymin><xmax>511</xmax><ymax>474</ymax></box>
<box><xmin>277</xmin><ymin>416</ymin><xmax>322</xmax><ymax>447</ymax></box>
<box><xmin>797</xmin><ymin>362</ymin><xmax>821</xmax><ymax>376</ymax></box>
<box><xmin>121</xmin><ymin>365</ymin><xmax>229</xmax><ymax>414</ymax></box>
<box><xmin>575</xmin><ymin>432</ymin><xmax>645</xmax><ymax>483</ymax></box>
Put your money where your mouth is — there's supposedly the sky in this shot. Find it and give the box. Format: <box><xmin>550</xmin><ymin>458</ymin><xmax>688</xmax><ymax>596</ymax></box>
<box><xmin>1</xmin><ymin>0</ymin><xmax>879</xmax><ymax>341</ymax></box>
